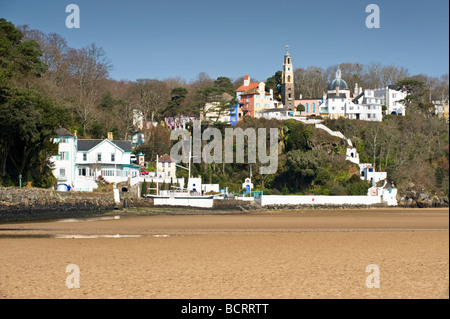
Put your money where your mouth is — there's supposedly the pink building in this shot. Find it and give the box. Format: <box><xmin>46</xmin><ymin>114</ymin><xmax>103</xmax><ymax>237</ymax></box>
<box><xmin>240</xmin><ymin>82</ymin><xmax>272</xmax><ymax>118</ymax></box>
<box><xmin>294</xmin><ymin>99</ymin><xmax>322</xmax><ymax>116</ymax></box>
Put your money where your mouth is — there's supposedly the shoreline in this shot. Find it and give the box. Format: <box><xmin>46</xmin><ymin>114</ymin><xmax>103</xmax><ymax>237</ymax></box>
<box><xmin>0</xmin><ymin>204</ymin><xmax>447</xmax><ymax>224</ymax></box>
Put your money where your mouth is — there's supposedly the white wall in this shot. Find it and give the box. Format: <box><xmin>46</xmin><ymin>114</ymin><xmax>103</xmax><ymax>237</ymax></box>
<box><xmin>154</xmin><ymin>197</ymin><xmax>213</xmax><ymax>208</ymax></box>
<box><xmin>258</xmin><ymin>195</ymin><xmax>382</xmax><ymax>206</ymax></box>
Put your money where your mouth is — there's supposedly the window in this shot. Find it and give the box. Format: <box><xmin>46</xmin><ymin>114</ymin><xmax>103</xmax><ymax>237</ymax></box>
<box><xmin>60</xmin><ymin>137</ymin><xmax>68</xmax><ymax>144</ymax></box>
<box><xmin>313</xmin><ymin>103</ymin><xmax>316</xmax><ymax>113</ymax></box>
<box><xmin>101</xmin><ymin>169</ymin><xmax>115</xmax><ymax>177</ymax></box>
<box><xmin>79</xmin><ymin>168</ymin><xmax>87</xmax><ymax>176</ymax></box>
<box><xmin>306</xmin><ymin>103</ymin><xmax>309</xmax><ymax>113</ymax></box>
<box><xmin>168</xmin><ymin>163</ymin><xmax>171</xmax><ymax>168</ymax></box>
<box><xmin>97</xmin><ymin>153</ymin><xmax>102</xmax><ymax>162</ymax></box>
<box><xmin>162</xmin><ymin>162</ymin><xmax>165</xmax><ymax>168</ymax></box>
<box><xmin>111</xmin><ymin>153</ymin><xmax>115</xmax><ymax>162</ymax></box>
<box><xmin>59</xmin><ymin>151</ymin><xmax>69</xmax><ymax>161</ymax></box>
<box><xmin>83</xmin><ymin>153</ymin><xmax>87</xmax><ymax>161</ymax></box>
<box><xmin>287</xmin><ymin>75</ymin><xmax>291</xmax><ymax>83</ymax></box>
<box><xmin>59</xmin><ymin>168</ymin><xmax>66</xmax><ymax>177</ymax></box>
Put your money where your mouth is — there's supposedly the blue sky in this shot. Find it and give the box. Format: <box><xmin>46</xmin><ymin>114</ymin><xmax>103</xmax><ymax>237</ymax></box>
<box><xmin>1</xmin><ymin>0</ymin><xmax>449</xmax><ymax>82</ymax></box>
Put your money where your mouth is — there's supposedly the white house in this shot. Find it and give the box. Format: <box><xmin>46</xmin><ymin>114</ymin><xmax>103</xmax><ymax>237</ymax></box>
<box><xmin>350</xmin><ymin>89</ymin><xmax>383</xmax><ymax>122</ymax></box>
<box><xmin>51</xmin><ymin>129</ymin><xmax>140</xmax><ymax>191</ymax></box>
<box><xmin>360</xmin><ymin>165</ymin><xmax>387</xmax><ymax>186</ymax></box>
<box><xmin>51</xmin><ymin>128</ymin><xmax>77</xmax><ymax>190</ymax></box>
<box><xmin>368</xmin><ymin>181</ymin><xmax>398</xmax><ymax>206</ymax></box>
<box><xmin>374</xmin><ymin>85</ymin><xmax>407</xmax><ymax>116</ymax></box>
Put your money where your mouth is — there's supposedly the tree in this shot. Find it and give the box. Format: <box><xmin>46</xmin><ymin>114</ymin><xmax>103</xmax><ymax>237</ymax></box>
<box><xmin>141</xmin><ymin>180</ymin><xmax>148</xmax><ymax>197</ymax></box>
<box><xmin>0</xmin><ymin>19</ymin><xmax>69</xmax><ymax>186</ymax></box>
<box><xmin>163</xmin><ymin>86</ymin><xmax>188</xmax><ymax>117</ymax></box>
<box><xmin>0</xmin><ymin>19</ymin><xmax>47</xmax><ymax>86</ymax></box>
<box><xmin>130</xmin><ymin>79</ymin><xmax>170</xmax><ymax>137</ymax></box>
<box><xmin>297</xmin><ymin>104</ymin><xmax>305</xmax><ymax>116</ymax></box>
<box><xmin>214</xmin><ymin>76</ymin><xmax>235</xmax><ymax>96</ymax></box>
<box><xmin>66</xmin><ymin>43</ymin><xmax>111</xmax><ymax>134</ymax></box>
<box><xmin>294</xmin><ymin>67</ymin><xmax>328</xmax><ymax>98</ymax></box>
<box><xmin>283</xmin><ymin>149</ymin><xmax>326</xmax><ymax>190</ymax></box>
<box><xmin>209</xmin><ymin>97</ymin><xmax>238</xmax><ymax>124</ymax></box>
<box><xmin>0</xmin><ymin>87</ymin><xmax>70</xmax><ymax>186</ymax></box>
<box><xmin>396</xmin><ymin>78</ymin><xmax>429</xmax><ymax>103</ymax></box>
<box><xmin>266</xmin><ymin>71</ymin><xmax>282</xmax><ymax>101</ymax></box>
<box><xmin>135</xmin><ymin>126</ymin><xmax>172</xmax><ymax>166</ymax></box>
<box><xmin>191</xmin><ymin>86</ymin><xmax>222</xmax><ymax>119</ymax></box>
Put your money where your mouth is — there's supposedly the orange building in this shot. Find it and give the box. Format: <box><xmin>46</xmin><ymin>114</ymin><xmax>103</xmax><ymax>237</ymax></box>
<box><xmin>240</xmin><ymin>82</ymin><xmax>273</xmax><ymax>117</ymax></box>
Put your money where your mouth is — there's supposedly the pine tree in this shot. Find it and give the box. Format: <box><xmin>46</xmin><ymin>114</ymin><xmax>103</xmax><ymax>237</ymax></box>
<box><xmin>141</xmin><ymin>180</ymin><xmax>148</xmax><ymax>197</ymax></box>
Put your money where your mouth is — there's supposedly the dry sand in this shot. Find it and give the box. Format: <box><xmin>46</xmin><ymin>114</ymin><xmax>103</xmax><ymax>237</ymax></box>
<box><xmin>0</xmin><ymin>208</ymin><xmax>448</xmax><ymax>299</ymax></box>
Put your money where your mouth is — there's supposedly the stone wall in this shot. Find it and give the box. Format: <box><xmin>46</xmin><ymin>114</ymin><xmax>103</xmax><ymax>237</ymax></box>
<box><xmin>0</xmin><ymin>187</ymin><xmax>116</xmax><ymax>222</ymax></box>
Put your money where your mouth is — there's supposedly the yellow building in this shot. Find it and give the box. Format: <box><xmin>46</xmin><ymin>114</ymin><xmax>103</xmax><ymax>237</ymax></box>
<box><xmin>157</xmin><ymin>154</ymin><xmax>177</xmax><ymax>178</ymax></box>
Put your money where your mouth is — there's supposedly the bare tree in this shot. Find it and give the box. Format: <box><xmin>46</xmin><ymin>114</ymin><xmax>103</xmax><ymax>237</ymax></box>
<box><xmin>130</xmin><ymin>79</ymin><xmax>170</xmax><ymax>139</ymax></box>
<box><xmin>294</xmin><ymin>67</ymin><xmax>328</xmax><ymax>98</ymax></box>
<box><xmin>66</xmin><ymin>43</ymin><xmax>111</xmax><ymax>134</ymax></box>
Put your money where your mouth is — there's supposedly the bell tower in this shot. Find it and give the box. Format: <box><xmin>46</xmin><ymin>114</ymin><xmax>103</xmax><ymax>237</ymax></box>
<box><xmin>281</xmin><ymin>45</ymin><xmax>295</xmax><ymax>110</ymax></box>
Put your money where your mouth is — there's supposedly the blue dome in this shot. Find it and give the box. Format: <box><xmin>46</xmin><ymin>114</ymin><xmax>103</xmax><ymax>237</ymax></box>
<box><xmin>328</xmin><ymin>78</ymin><xmax>349</xmax><ymax>90</ymax></box>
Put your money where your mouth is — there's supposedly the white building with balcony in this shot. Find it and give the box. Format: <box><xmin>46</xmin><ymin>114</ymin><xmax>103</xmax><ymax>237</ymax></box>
<box><xmin>51</xmin><ymin>128</ymin><xmax>140</xmax><ymax>191</ymax></box>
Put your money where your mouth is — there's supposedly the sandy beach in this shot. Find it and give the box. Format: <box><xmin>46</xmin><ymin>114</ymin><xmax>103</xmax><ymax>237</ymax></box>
<box><xmin>0</xmin><ymin>208</ymin><xmax>448</xmax><ymax>299</ymax></box>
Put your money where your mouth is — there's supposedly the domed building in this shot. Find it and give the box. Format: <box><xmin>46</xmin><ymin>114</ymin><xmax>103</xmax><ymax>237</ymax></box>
<box><xmin>319</xmin><ymin>64</ymin><xmax>383</xmax><ymax>121</ymax></box>
<box><xmin>326</xmin><ymin>65</ymin><xmax>351</xmax><ymax>99</ymax></box>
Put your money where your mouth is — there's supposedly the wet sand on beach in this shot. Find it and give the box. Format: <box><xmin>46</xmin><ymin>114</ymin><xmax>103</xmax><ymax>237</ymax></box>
<box><xmin>0</xmin><ymin>208</ymin><xmax>448</xmax><ymax>299</ymax></box>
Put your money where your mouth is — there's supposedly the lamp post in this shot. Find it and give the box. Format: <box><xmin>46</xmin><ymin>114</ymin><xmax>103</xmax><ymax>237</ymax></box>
<box><xmin>19</xmin><ymin>173</ymin><xmax>22</xmax><ymax>188</ymax></box>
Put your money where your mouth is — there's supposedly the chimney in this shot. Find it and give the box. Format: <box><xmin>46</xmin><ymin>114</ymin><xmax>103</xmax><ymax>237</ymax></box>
<box><xmin>73</xmin><ymin>130</ymin><xmax>77</xmax><ymax>137</ymax></box>
<box><xmin>244</xmin><ymin>75</ymin><xmax>250</xmax><ymax>87</ymax></box>
<box><xmin>107</xmin><ymin>132</ymin><xmax>113</xmax><ymax>140</ymax></box>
